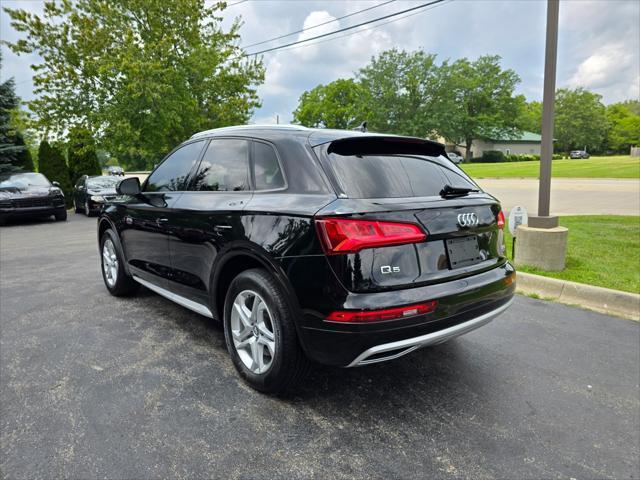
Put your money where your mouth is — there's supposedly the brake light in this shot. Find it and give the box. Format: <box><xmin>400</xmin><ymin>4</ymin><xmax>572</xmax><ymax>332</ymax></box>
<box><xmin>326</xmin><ymin>301</ymin><xmax>438</xmax><ymax>323</ymax></box>
<box><xmin>497</xmin><ymin>210</ymin><xmax>505</xmax><ymax>229</ymax></box>
<box><xmin>315</xmin><ymin>217</ymin><xmax>426</xmax><ymax>254</ymax></box>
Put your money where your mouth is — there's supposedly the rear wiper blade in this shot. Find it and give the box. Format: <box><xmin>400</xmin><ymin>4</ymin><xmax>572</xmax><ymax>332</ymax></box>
<box><xmin>440</xmin><ymin>184</ymin><xmax>479</xmax><ymax>197</ymax></box>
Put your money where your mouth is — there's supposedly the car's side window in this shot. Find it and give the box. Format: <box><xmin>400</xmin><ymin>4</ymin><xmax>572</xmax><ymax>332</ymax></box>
<box><xmin>75</xmin><ymin>176</ymin><xmax>85</xmax><ymax>188</ymax></box>
<box><xmin>253</xmin><ymin>141</ymin><xmax>285</xmax><ymax>190</ymax></box>
<box><xmin>144</xmin><ymin>141</ymin><xmax>205</xmax><ymax>192</ymax></box>
<box><xmin>191</xmin><ymin>139</ymin><xmax>249</xmax><ymax>192</ymax></box>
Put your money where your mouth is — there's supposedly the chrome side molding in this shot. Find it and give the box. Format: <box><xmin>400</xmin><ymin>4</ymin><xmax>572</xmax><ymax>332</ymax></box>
<box><xmin>347</xmin><ymin>298</ymin><xmax>514</xmax><ymax>367</ymax></box>
<box><xmin>132</xmin><ymin>275</ymin><xmax>214</xmax><ymax>318</ymax></box>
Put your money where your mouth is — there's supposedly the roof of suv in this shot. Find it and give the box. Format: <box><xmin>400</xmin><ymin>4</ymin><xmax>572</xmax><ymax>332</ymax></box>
<box><xmin>190</xmin><ymin>124</ymin><xmax>445</xmax><ymax>149</ymax></box>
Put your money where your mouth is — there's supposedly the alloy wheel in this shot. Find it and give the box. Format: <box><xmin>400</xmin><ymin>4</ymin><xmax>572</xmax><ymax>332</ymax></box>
<box><xmin>230</xmin><ymin>290</ymin><xmax>276</xmax><ymax>374</ymax></box>
<box><xmin>102</xmin><ymin>238</ymin><xmax>118</xmax><ymax>287</ymax></box>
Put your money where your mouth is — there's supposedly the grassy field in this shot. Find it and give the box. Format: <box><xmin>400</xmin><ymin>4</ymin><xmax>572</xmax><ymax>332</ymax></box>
<box><xmin>461</xmin><ymin>155</ymin><xmax>639</xmax><ymax>179</ymax></box>
<box><xmin>505</xmin><ymin>215</ymin><xmax>640</xmax><ymax>294</ymax></box>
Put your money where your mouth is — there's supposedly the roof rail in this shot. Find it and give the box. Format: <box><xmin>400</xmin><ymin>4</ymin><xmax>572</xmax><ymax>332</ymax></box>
<box><xmin>190</xmin><ymin>124</ymin><xmax>308</xmax><ymax>139</ymax></box>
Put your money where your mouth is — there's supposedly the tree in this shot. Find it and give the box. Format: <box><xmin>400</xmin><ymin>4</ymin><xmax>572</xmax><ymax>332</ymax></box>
<box><xmin>67</xmin><ymin>128</ymin><xmax>101</xmax><ymax>184</ymax></box>
<box><xmin>293</xmin><ymin>79</ymin><xmax>368</xmax><ymax>129</ymax></box>
<box><xmin>38</xmin><ymin>140</ymin><xmax>72</xmax><ymax>206</ymax></box>
<box><xmin>357</xmin><ymin>49</ymin><xmax>442</xmax><ymax>137</ymax></box>
<box><xmin>554</xmin><ymin>88</ymin><xmax>607</xmax><ymax>153</ymax></box>
<box><xmin>14</xmin><ymin>132</ymin><xmax>35</xmax><ymax>171</ymax></box>
<box><xmin>517</xmin><ymin>100</ymin><xmax>542</xmax><ymax>134</ymax></box>
<box><xmin>0</xmin><ymin>52</ymin><xmax>25</xmax><ymax>174</ymax></box>
<box><xmin>4</xmin><ymin>0</ymin><xmax>264</xmax><ymax>170</ymax></box>
<box><xmin>606</xmin><ymin>101</ymin><xmax>640</xmax><ymax>153</ymax></box>
<box><xmin>436</xmin><ymin>55</ymin><xmax>523</xmax><ymax>159</ymax></box>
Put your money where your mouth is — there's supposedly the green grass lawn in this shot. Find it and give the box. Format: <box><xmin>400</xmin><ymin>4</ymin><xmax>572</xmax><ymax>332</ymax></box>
<box><xmin>504</xmin><ymin>215</ymin><xmax>640</xmax><ymax>293</ymax></box>
<box><xmin>461</xmin><ymin>155</ymin><xmax>639</xmax><ymax>179</ymax></box>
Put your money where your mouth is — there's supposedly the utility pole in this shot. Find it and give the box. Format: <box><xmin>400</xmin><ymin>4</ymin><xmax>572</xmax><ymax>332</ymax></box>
<box><xmin>531</xmin><ymin>0</ymin><xmax>559</xmax><ymax>228</ymax></box>
<box><xmin>515</xmin><ymin>0</ymin><xmax>568</xmax><ymax>272</ymax></box>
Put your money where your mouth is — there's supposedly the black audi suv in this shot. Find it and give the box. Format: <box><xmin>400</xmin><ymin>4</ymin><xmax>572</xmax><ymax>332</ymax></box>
<box><xmin>0</xmin><ymin>171</ymin><xmax>67</xmax><ymax>225</ymax></box>
<box><xmin>98</xmin><ymin>125</ymin><xmax>515</xmax><ymax>393</ymax></box>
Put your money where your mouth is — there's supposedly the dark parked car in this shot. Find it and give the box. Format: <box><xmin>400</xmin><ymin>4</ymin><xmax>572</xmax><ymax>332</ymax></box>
<box><xmin>107</xmin><ymin>166</ymin><xmax>125</xmax><ymax>176</ymax></box>
<box><xmin>0</xmin><ymin>171</ymin><xmax>67</xmax><ymax>225</ymax></box>
<box><xmin>569</xmin><ymin>150</ymin><xmax>590</xmax><ymax>159</ymax></box>
<box><xmin>97</xmin><ymin>125</ymin><xmax>515</xmax><ymax>393</ymax></box>
<box><xmin>73</xmin><ymin>175</ymin><xmax>120</xmax><ymax>216</ymax></box>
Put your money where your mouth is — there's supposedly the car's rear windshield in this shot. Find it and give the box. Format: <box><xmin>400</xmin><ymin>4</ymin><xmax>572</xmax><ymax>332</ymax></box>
<box><xmin>324</xmin><ymin>153</ymin><xmax>478</xmax><ymax>199</ymax></box>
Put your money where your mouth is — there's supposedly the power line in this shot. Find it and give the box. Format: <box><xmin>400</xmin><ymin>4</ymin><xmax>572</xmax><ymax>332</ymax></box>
<box><xmin>227</xmin><ymin>0</ymin><xmax>249</xmax><ymax>7</ymax></box>
<box><xmin>244</xmin><ymin>0</ymin><xmax>446</xmax><ymax>57</ymax></box>
<box><xmin>273</xmin><ymin>0</ymin><xmax>452</xmax><ymax>55</ymax></box>
<box><xmin>241</xmin><ymin>0</ymin><xmax>396</xmax><ymax>49</ymax></box>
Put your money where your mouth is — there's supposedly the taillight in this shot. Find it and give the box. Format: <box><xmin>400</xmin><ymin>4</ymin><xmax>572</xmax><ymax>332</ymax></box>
<box><xmin>326</xmin><ymin>301</ymin><xmax>438</xmax><ymax>323</ymax></box>
<box><xmin>497</xmin><ymin>210</ymin><xmax>505</xmax><ymax>229</ymax></box>
<box><xmin>315</xmin><ymin>217</ymin><xmax>426</xmax><ymax>255</ymax></box>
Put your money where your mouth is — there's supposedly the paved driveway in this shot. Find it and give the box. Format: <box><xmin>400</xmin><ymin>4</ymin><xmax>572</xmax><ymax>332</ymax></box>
<box><xmin>477</xmin><ymin>178</ymin><xmax>640</xmax><ymax>216</ymax></box>
<box><xmin>1</xmin><ymin>215</ymin><xmax>639</xmax><ymax>479</ymax></box>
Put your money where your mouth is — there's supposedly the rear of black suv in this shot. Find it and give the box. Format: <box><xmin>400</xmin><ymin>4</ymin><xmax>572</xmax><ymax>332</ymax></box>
<box><xmin>98</xmin><ymin>126</ymin><xmax>514</xmax><ymax>394</ymax></box>
<box><xmin>287</xmin><ymin>133</ymin><xmax>515</xmax><ymax>367</ymax></box>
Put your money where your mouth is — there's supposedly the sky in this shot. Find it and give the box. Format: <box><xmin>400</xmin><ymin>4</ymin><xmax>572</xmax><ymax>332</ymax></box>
<box><xmin>1</xmin><ymin>0</ymin><xmax>639</xmax><ymax>125</ymax></box>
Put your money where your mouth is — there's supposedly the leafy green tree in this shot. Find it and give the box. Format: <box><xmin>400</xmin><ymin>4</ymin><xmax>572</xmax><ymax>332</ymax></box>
<box><xmin>293</xmin><ymin>79</ymin><xmax>368</xmax><ymax>129</ymax></box>
<box><xmin>517</xmin><ymin>100</ymin><xmax>542</xmax><ymax>134</ymax></box>
<box><xmin>0</xmin><ymin>52</ymin><xmax>25</xmax><ymax>174</ymax></box>
<box><xmin>554</xmin><ymin>88</ymin><xmax>607</xmax><ymax>154</ymax></box>
<box><xmin>605</xmin><ymin>101</ymin><xmax>640</xmax><ymax>153</ymax></box>
<box><xmin>357</xmin><ymin>49</ymin><xmax>441</xmax><ymax>137</ymax></box>
<box><xmin>4</xmin><ymin>0</ymin><xmax>264</xmax><ymax>170</ymax></box>
<box><xmin>38</xmin><ymin>140</ymin><xmax>72</xmax><ymax>206</ymax></box>
<box><xmin>67</xmin><ymin>128</ymin><xmax>101</xmax><ymax>184</ymax></box>
<box><xmin>436</xmin><ymin>55</ymin><xmax>523</xmax><ymax>159</ymax></box>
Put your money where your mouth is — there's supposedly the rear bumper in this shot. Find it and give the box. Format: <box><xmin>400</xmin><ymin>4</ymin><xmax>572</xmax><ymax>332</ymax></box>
<box><xmin>347</xmin><ymin>298</ymin><xmax>512</xmax><ymax>367</ymax></box>
<box><xmin>291</xmin><ymin>260</ymin><xmax>516</xmax><ymax>367</ymax></box>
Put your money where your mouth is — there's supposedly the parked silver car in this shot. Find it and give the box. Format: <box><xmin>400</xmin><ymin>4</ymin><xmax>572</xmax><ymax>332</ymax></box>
<box><xmin>447</xmin><ymin>152</ymin><xmax>464</xmax><ymax>164</ymax></box>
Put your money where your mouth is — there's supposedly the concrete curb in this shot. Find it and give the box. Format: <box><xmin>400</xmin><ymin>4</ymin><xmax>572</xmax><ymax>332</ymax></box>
<box><xmin>516</xmin><ymin>272</ymin><xmax>640</xmax><ymax>321</ymax></box>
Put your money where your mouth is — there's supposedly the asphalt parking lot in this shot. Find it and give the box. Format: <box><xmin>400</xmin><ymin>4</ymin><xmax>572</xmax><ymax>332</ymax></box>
<box><xmin>1</xmin><ymin>214</ymin><xmax>639</xmax><ymax>479</ymax></box>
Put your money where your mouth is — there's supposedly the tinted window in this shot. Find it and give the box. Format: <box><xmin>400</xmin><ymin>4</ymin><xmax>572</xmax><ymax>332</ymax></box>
<box><xmin>326</xmin><ymin>154</ymin><xmax>477</xmax><ymax>199</ymax></box>
<box><xmin>145</xmin><ymin>141</ymin><xmax>204</xmax><ymax>192</ymax></box>
<box><xmin>191</xmin><ymin>139</ymin><xmax>249</xmax><ymax>191</ymax></box>
<box><xmin>253</xmin><ymin>142</ymin><xmax>285</xmax><ymax>190</ymax></box>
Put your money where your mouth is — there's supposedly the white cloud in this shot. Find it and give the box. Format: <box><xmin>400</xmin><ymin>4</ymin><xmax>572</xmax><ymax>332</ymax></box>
<box><xmin>568</xmin><ymin>43</ymin><xmax>634</xmax><ymax>90</ymax></box>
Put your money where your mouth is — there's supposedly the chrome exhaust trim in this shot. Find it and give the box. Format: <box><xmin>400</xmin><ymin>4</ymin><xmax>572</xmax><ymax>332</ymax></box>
<box><xmin>347</xmin><ymin>298</ymin><xmax>514</xmax><ymax>367</ymax></box>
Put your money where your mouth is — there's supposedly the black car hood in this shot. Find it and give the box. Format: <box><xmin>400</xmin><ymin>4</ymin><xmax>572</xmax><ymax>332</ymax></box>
<box><xmin>0</xmin><ymin>186</ymin><xmax>60</xmax><ymax>200</ymax></box>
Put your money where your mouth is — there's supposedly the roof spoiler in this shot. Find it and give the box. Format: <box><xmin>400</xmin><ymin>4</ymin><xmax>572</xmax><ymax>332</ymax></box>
<box><xmin>326</xmin><ymin>136</ymin><xmax>446</xmax><ymax>157</ymax></box>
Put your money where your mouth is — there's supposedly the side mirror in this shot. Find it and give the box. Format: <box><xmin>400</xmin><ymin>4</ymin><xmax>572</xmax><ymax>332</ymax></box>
<box><xmin>52</xmin><ymin>181</ymin><xmax>60</xmax><ymax>187</ymax></box>
<box><xmin>117</xmin><ymin>177</ymin><xmax>141</xmax><ymax>196</ymax></box>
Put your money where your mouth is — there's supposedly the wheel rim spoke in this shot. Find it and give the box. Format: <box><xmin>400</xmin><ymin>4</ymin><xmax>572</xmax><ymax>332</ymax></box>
<box><xmin>230</xmin><ymin>289</ymin><xmax>276</xmax><ymax>375</ymax></box>
<box><xmin>102</xmin><ymin>239</ymin><xmax>118</xmax><ymax>287</ymax></box>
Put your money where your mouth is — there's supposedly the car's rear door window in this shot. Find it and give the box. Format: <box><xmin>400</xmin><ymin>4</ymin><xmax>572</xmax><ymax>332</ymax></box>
<box><xmin>325</xmin><ymin>153</ymin><xmax>477</xmax><ymax>199</ymax></box>
<box><xmin>191</xmin><ymin>139</ymin><xmax>250</xmax><ymax>192</ymax></box>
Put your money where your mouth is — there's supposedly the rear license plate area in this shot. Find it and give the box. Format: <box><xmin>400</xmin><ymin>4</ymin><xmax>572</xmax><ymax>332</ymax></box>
<box><xmin>446</xmin><ymin>236</ymin><xmax>482</xmax><ymax>268</ymax></box>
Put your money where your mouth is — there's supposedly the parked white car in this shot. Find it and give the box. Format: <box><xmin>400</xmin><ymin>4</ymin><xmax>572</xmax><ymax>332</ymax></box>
<box><xmin>447</xmin><ymin>152</ymin><xmax>464</xmax><ymax>164</ymax></box>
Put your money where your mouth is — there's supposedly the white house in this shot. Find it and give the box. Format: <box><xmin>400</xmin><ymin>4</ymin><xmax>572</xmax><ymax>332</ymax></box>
<box><xmin>444</xmin><ymin>131</ymin><xmax>543</xmax><ymax>158</ymax></box>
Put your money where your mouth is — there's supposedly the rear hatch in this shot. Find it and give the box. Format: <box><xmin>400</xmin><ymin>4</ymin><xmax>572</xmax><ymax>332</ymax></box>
<box><xmin>311</xmin><ymin>135</ymin><xmax>506</xmax><ymax>293</ymax></box>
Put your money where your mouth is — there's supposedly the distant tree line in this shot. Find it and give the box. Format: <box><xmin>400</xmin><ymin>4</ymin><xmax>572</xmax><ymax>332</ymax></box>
<box><xmin>293</xmin><ymin>49</ymin><xmax>640</xmax><ymax>156</ymax></box>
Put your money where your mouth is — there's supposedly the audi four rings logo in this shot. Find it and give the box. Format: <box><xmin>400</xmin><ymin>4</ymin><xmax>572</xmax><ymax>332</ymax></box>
<box><xmin>457</xmin><ymin>212</ymin><xmax>479</xmax><ymax>227</ymax></box>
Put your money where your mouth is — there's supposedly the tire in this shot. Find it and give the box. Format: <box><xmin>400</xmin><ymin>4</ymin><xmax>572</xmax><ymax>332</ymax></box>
<box><xmin>99</xmin><ymin>229</ymin><xmax>139</xmax><ymax>296</ymax></box>
<box><xmin>223</xmin><ymin>268</ymin><xmax>310</xmax><ymax>394</ymax></box>
<box><xmin>85</xmin><ymin>201</ymin><xmax>94</xmax><ymax>217</ymax></box>
<box><xmin>74</xmin><ymin>200</ymin><xmax>82</xmax><ymax>214</ymax></box>
<box><xmin>55</xmin><ymin>209</ymin><xmax>67</xmax><ymax>221</ymax></box>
